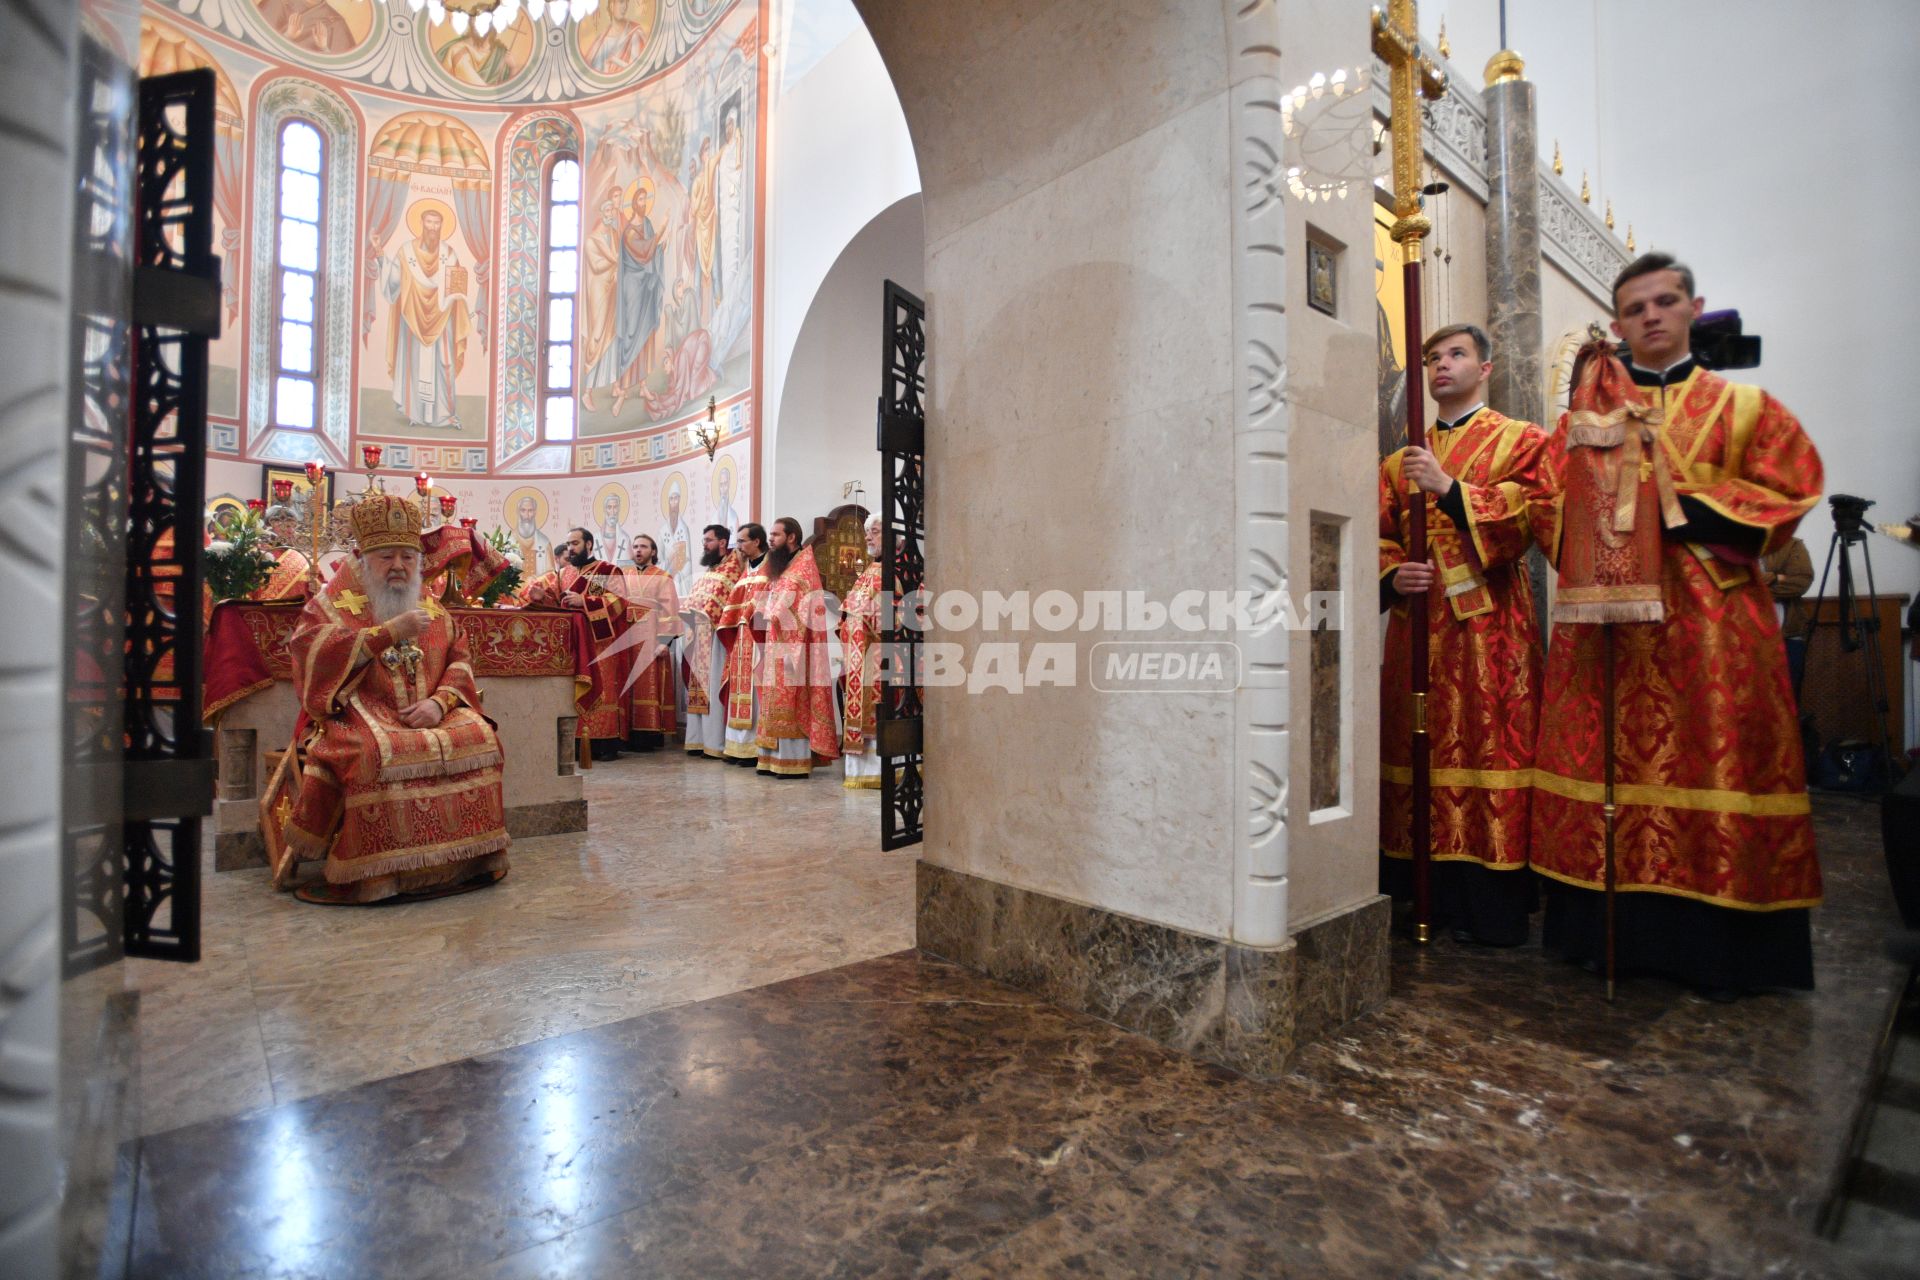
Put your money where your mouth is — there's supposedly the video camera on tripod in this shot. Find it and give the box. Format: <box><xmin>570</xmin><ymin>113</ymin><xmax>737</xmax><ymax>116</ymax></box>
<box><xmin>1800</xmin><ymin>491</ymin><xmax>1902</xmax><ymax>791</ymax></box>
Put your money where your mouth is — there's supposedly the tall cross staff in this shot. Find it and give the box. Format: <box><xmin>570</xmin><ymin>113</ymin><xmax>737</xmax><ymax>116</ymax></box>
<box><xmin>1372</xmin><ymin>1</ymin><xmax>1447</xmax><ymax>944</ymax></box>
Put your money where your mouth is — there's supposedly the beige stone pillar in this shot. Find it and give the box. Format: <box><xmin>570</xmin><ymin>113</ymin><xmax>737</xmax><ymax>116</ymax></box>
<box><xmin>861</xmin><ymin>0</ymin><xmax>1386</xmax><ymax>1076</ymax></box>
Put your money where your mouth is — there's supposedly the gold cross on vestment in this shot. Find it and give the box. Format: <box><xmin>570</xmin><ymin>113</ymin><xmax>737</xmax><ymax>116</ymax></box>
<box><xmin>422</xmin><ymin>596</ymin><xmax>447</xmax><ymax>620</ymax></box>
<box><xmin>335</xmin><ymin>589</ymin><xmax>369</xmax><ymax>617</ymax></box>
<box><xmin>1370</xmin><ymin>0</ymin><xmax>1447</xmax><ymax>259</ymax></box>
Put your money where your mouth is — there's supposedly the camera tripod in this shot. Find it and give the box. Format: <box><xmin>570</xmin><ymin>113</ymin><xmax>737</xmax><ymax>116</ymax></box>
<box><xmin>1796</xmin><ymin>495</ymin><xmax>1899</xmax><ymax>790</ymax></box>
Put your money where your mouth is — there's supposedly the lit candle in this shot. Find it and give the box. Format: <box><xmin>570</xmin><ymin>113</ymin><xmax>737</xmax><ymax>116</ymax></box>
<box><xmin>304</xmin><ymin>461</ymin><xmax>326</xmax><ymax>484</ymax></box>
<box><xmin>415</xmin><ymin>472</ymin><xmax>431</xmax><ymax>495</ymax></box>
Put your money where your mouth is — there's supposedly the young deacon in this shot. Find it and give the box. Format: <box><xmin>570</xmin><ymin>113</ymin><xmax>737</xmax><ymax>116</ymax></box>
<box><xmin>1379</xmin><ymin>324</ymin><xmax>1551</xmax><ymax>946</ymax></box>
<box><xmin>1530</xmin><ymin>254</ymin><xmax>1823</xmax><ymax>998</ymax></box>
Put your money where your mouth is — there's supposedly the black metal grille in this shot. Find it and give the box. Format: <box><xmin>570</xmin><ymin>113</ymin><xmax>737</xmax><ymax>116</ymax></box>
<box><xmin>877</xmin><ymin>281</ymin><xmax>925</xmax><ymax>851</ymax></box>
<box><xmin>121</xmin><ymin>70</ymin><xmax>220</xmax><ymax>963</ymax></box>
<box><xmin>61</xmin><ymin>35</ymin><xmax>136</xmax><ymax>979</ymax></box>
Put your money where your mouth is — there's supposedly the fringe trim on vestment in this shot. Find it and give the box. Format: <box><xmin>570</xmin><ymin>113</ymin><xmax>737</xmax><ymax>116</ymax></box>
<box><xmin>324</xmin><ymin>827</ymin><xmax>511</xmax><ymax>883</ymax></box>
<box><xmin>1551</xmin><ymin>599</ymin><xmax>1666</xmax><ymax>624</ymax></box>
<box><xmin>376</xmin><ymin>748</ymin><xmax>503</xmax><ymax>783</ymax></box>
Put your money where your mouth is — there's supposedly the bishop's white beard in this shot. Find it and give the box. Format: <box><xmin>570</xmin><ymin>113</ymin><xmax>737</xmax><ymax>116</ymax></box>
<box><xmin>367</xmin><ymin>565</ymin><xmax>424</xmax><ymax>624</ymax></box>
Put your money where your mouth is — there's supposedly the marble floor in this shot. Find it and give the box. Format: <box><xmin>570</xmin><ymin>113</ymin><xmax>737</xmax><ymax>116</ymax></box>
<box><xmin>130</xmin><ymin>751</ymin><xmax>913</xmax><ymax>1136</ymax></box>
<box><xmin>119</xmin><ymin>794</ymin><xmax>1913</xmax><ymax>1277</ymax></box>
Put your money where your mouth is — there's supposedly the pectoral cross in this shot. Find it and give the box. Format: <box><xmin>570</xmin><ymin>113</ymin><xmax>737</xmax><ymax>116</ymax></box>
<box><xmin>336</xmin><ymin>589</ymin><xmax>369</xmax><ymax>617</ymax></box>
<box><xmin>1370</xmin><ymin>0</ymin><xmax>1447</xmax><ymax>262</ymax></box>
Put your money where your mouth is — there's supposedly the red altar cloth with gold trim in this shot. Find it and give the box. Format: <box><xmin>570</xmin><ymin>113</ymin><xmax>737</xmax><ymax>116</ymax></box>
<box><xmin>204</xmin><ymin>601</ymin><xmax>593</xmax><ymax>723</ymax></box>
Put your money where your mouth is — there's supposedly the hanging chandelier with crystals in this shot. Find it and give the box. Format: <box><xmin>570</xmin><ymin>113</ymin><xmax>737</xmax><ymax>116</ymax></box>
<box><xmin>385</xmin><ymin>0</ymin><xmax>602</xmax><ymax>36</ymax></box>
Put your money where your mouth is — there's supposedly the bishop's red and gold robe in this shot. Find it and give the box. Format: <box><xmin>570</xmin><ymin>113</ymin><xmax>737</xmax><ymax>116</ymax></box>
<box><xmin>717</xmin><ymin>557</ymin><xmax>772</xmax><ymax>761</ymax></box>
<box><xmin>1379</xmin><ymin>408</ymin><xmax>1550</xmax><ymax>890</ymax></box>
<box><xmin>683</xmin><ymin>549</ymin><xmax>745</xmax><ymax>757</ymax></box>
<box><xmin>1530</xmin><ymin>365</ymin><xmax>1823</xmax><ymax>916</ymax></box>
<box><xmin>839</xmin><ymin>559</ymin><xmax>883</xmax><ymax>788</ymax></box>
<box><xmin>280</xmin><ymin>566</ymin><xmax>509</xmax><ymax>902</ymax></box>
<box><xmin>755</xmin><ymin>545</ymin><xmax>840</xmax><ymax>776</ymax></box>
<box><xmin>526</xmin><ymin>558</ymin><xmax>633</xmax><ymax>746</ymax></box>
<box><xmin>622</xmin><ymin>563</ymin><xmax>683</xmax><ymax>738</ymax></box>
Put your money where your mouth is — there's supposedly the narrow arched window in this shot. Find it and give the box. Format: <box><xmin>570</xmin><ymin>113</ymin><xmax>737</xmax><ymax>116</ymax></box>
<box><xmin>271</xmin><ymin>119</ymin><xmax>325</xmax><ymax>432</ymax></box>
<box><xmin>540</xmin><ymin>154</ymin><xmax>581</xmax><ymax>441</ymax></box>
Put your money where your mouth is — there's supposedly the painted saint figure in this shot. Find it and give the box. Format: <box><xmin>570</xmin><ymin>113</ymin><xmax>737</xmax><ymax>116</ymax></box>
<box><xmin>510</xmin><ymin>493</ymin><xmax>555</xmax><ymax>578</ymax></box>
<box><xmin>595</xmin><ymin>180</ymin><xmax>668</xmax><ymax>420</ymax></box>
<box><xmin>381</xmin><ymin>200</ymin><xmax>473</xmax><ymax>431</ymax></box>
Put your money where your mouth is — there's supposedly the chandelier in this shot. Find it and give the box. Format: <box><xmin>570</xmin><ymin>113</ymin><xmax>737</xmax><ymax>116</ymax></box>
<box><xmin>389</xmin><ymin>0</ymin><xmax>602</xmax><ymax>35</ymax></box>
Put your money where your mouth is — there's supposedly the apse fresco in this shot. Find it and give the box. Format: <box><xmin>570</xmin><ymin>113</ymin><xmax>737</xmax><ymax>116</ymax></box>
<box><xmin>360</xmin><ymin>111</ymin><xmax>496</xmax><ymax>443</ymax></box>
<box><xmin>430</xmin><ymin>19</ymin><xmax>537</xmax><ymax>90</ymax></box>
<box><xmin>574</xmin><ymin>0</ymin><xmax>758</xmax><ymax>438</ymax></box>
<box><xmin>252</xmin><ymin>0</ymin><xmax>374</xmax><ymax>58</ymax></box>
<box><xmin>142</xmin><ymin>0</ymin><xmax>765</xmax><ymax>498</ymax></box>
<box><xmin>575</xmin><ymin>0</ymin><xmax>660</xmax><ymax>78</ymax></box>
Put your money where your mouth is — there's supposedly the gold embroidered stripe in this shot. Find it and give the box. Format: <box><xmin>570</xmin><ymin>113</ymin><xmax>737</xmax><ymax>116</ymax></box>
<box><xmin>1382</xmin><ymin>765</ymin><xmax>1535</xmax><ymax>790</ymax></box>
<box><xmin>1531</xmin><ymin>770</ymin><xmax>1810</xmax><ymax>816</ymax></box>
<box><xmin>1531</xmin><ymin>864</ymin><xmax>1821</xmax><ymax>912</ymax></box>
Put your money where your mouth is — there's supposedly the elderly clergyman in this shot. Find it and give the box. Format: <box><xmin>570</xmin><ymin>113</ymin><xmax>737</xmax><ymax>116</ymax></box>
<box><xmin>279</xmin><ymin>493</ymin><xmax>509</xmax><ymax>904</ymax></box>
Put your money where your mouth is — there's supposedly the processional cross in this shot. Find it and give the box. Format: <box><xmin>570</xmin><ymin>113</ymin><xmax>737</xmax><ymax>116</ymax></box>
<box><xmin>1371</xmin><ymin>0</ymin><xmax>1447</xmax><ymax>943</ymax></box>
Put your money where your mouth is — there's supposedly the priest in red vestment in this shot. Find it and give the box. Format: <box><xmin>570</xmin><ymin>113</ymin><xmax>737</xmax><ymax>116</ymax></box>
<box><xmin>622</xmin><ymin>533</ymin><xmax>683</xmax><ymax>751</ymax></box>
<box><xmin>1531</xmin><ymin>253</ymin><xmax>1824</xmax><ymax>997</ymax></box>
<box><xmin>839</xmin><ymin>515</ymin><xmax>885</xmax><ymax>789</ymax></box>
<box><xmin>755</xmin><ymin>517</ymin><xmax>840</xmax><ymax>777</ymax></box>
<box><xmin>1379</xmin><ymin>324</ymin><xmax>1550</xmax><ymax>945</ymax></box>
<box><xmin>525</xmin><ymin>526</ymin><xmax>634</xmax><ymax>761</ymax></box>
<box><xmin>277</xmin><ymin>493</ymin><xmax>509</xmax><ymax>904</ymax></box>
<box><xmin>717</xmin><ymin>522</ymin><xmax>772</xmax><ymax>765</ymax></box>
<box><xmin>681</xmin><ymin>524</ymin><xmax>743</xmax><ymax>759</ymax></box>
<box><xmin>258</xmin><ymin>504</ymin><xmax>316</xmax><ymax>602</ymax></box>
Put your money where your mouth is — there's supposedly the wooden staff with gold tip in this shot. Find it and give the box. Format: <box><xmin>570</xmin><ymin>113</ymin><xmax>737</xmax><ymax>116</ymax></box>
<box><xmin>1372</xmin><ymin>0</ymin><xmax>1447</xmax><ymax>944</ymax></box>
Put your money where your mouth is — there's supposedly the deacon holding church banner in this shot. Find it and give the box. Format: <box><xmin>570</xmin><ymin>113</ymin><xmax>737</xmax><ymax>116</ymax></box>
<box><xmin>1530</xmin><ymin>253</ymin><xmax>1824</xmax><ymax>999</ymax></box>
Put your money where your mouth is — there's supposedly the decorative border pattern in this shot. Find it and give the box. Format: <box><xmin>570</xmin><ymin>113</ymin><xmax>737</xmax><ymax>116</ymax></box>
<box><xmin>496</xmin><ymin>114</ymin><xmax>580</xmax><ymax>465</ymax></box>
<box><xmin>245</xmin><ymin>76</ymin><xmax>359</xmax><ymax>466</ymax></box>
<box><xmin>154</xmin><ymin>0</ymin><xmax>736</xmax><ymax>106</ymax></box>
<box><xmin>1371</xmin><ymin>58</ymin><xmax>1626</xmax><ymax>306</ymax></box>
<box><xmin>1226</xmin><ymin>0</ymin><xmax>1291</xmax><ymax>948</ymax></box>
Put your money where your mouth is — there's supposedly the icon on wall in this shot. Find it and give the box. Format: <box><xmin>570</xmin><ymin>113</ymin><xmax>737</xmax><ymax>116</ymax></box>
<box><xmin>1308</xmin><ymin>239</ymin><xmax>1338</xmax><ymax>317</ymax></box>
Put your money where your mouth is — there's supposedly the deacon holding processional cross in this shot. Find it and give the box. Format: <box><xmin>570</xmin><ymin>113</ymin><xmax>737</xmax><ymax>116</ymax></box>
<box><xmin>1379</xmin><ymin>325</ymin><xmax>1550</xmax><ymax>945</ymax></box>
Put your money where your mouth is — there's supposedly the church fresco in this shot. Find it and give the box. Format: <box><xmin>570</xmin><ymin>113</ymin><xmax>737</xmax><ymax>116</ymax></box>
<box><xmin>360</xmin><ymin>111</ymin><xmax>496</xmax><ymax>444</ymax></box>
<box><xmin>251</xmin><ymin>0</ymin><xmax>373</xmax><ymax>58</ymax></box>
<box><xmin>430</xmin><ymin>19</ymin><xmax>536</xmax><ymax>91</ymax></box>
<box><xmin>143</xmin><ymin>0</ymin><xmax>763</xmax><ymax>540</ymax></box>
<box><xmin>575</xmin><ymin>0</ymin><xmax>659</xmax><ymax>79</ymax></box>
<box><xmin>574</xmin><ymin>2</ymin><xmax>757</xmax><ymax>439</ymax></box>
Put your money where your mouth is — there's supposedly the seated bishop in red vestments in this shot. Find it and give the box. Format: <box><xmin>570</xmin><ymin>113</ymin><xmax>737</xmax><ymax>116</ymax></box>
<box><xmin>276</xmin><ymin>494</ymin><xmax>510</xmax><ymax>904</ymax></box>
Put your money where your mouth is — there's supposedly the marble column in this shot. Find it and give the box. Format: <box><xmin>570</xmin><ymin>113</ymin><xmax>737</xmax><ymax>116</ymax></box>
<box><xmin>1481</xmin><ymin>52</ymin><xmax>1550</xmax><ymax>633</ymax></box>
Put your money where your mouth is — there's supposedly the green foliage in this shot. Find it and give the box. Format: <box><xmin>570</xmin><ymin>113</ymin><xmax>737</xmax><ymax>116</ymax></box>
<box><xmin>202</xmin><ymin>509</ymin><xmax>277</xmax><ymax>602</ymax></box>
<box><xmin>477</xmin><ymin>526</ymin><xmax>525</xmax><ymax>609</ymax></box>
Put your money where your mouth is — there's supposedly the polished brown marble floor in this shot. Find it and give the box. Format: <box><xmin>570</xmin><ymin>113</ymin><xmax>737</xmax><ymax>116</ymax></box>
<box><xmin>122</xmin><ymin>796</ymin><xmax>1909</xmax><ymax>1278</ymax></box>
<box><xmin>127</xmin><ymin>752</ymin><xmax>911</xmax><ymax>1136</ymax></box>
